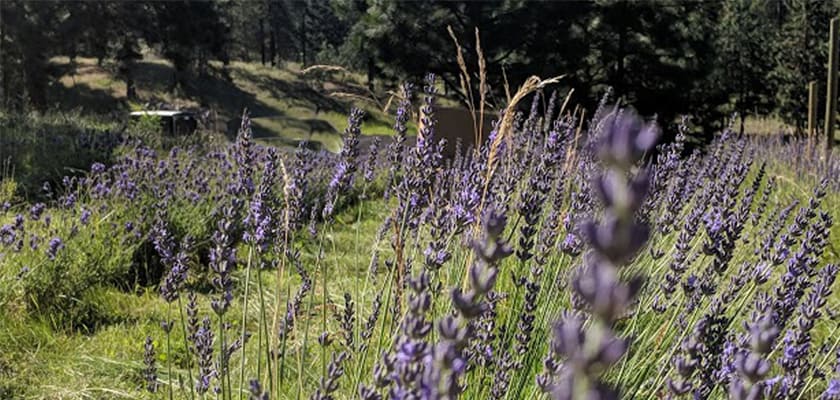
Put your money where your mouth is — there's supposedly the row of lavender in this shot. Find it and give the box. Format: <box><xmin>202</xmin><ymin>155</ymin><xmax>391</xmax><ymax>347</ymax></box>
<box><xmin>2</xmin><ymin>74</ymin><xmax>839</xmax><ymax>399</ymax></box>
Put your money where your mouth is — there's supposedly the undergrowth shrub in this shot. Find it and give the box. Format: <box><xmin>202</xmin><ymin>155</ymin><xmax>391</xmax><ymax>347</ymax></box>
<box><xmin>0</xmin><ymin>111</ymin><xmax>124</xmax><ymax>198</ymax></box>
<box><xmin>3</xmin><ymin>206</ymin><xmax>138</xmax><ymax>330</ymax></box>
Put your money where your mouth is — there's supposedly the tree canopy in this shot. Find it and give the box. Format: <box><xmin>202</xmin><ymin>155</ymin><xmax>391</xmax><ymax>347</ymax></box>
<box><xmin>1</xmin><ymin>0</ymin><xmax>838</xmax><ymax>136</ymax></box>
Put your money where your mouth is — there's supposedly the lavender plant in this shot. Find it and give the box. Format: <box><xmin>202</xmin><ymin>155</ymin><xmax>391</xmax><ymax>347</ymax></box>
<box><xmin>538</xmin><ymin>108</ymin><xmax>657</xmax><ymax>399</ymax></box>
<box><xmin>2</xmin><ymin>77</ymin><xmax>839</xmax><ymax>400</ymax></box>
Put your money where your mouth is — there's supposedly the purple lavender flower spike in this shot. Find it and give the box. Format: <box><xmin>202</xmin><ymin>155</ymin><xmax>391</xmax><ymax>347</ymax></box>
<box><xmin>363</xmin><ymin>137</ymin><xmax>381</xmax><ymax>184</ymax></box>
<box><xmin>210</xmin><ymin>204</ymin><xmax>237</xmax><ymax>316</ymax></box>
<box><xmin>728</xmin><ymin>314</ymin><xmax>779</xmax><ymax>400</ymax></box>
<box><xmin>194</xmin><ymin>317</ymin><xmax>216</xmax><ymax>394</ymax></box>
<box><xmin>29</xmin><ymin>202</ymin><xmax>45</xmax><ymax>221</ymax></box>
<box><xmin>46</xmin><ymin>237</ymin><xmax>63</xmax><ymax>260</ymax></box>
<box><xmin>249</xmin><ymin>379</ymin><xmax>269</xmax><ymax>400</ymax></box>
<box><xmin>822</xmin><ymin>379</ymin><xmax>840</xmax><ymax>400</ymax></box>
<box><xmin>143</xmin><ymin>336</ymin><xmax>158</xmax><ymax>393</ymax></box>
<box><xmin>778</xmin><ymin>264</ymin><xmax>838</xmax><ymax>397</ymax></box>
<box><xmin>323</xmin><ymin>108</ymin><xmax>364</xmax><ymax>219</ymax></box>
<box><xmin>160</xmin><ymin>236</ymin><xmax>192</xmax><ymax>303</ymax></box>
<box><xmin>311</xmin><ymin>351</ymin><xmax>349</xmax><ymax>400</ymax></box>
<box><xmin>245</xmin><ymin>148</ymin><xmax>277</xmax><ymax>252</ymax></box>
<box><xmin>385</xmin><ymin>82</ymin><xmax>414</xmax><ymax>200</ymax></box>
<box><xmin>423</xmin><ymin>206</ymin><xmax>513</xmax><ymax>399</ymax></box>
<box><xmin>541</xmin><ymin>107</ymin><xmax>657</xmax><ymax>400</ymax></box>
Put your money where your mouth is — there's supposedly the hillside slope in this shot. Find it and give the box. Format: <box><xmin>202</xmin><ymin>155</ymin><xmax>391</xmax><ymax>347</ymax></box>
<box><xmin>50</xmin><ymin>56</ymin><xmax>398</xmax><ymax>152</ymax></box>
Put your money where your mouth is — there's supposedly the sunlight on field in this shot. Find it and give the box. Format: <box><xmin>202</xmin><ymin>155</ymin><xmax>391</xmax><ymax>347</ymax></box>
<box><xmin>743</xmin><ymin>116</ymin><xmax>794</xmax><ymax>136</ymax></box>
<box><xmin>47</xmin><ymin>55</ymin><xmax>394</xmax><ymax>151</ymax></box>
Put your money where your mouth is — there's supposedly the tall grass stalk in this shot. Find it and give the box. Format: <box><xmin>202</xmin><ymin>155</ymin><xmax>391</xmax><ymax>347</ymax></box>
<box><xmin>177</xmin><ymin>296</ymin><xmax>196</xmax><ymax>400</ymax></box>
<box><xmin>257</xmin><ymin>266</ymin><xmax>272</xmax><ymax>395</ymax></box>
<box><xmin>167</xmin><ymin>302</ymin><xmax>174</xmax><ymax>400</ymax></box>
<box><xmin>238</xmin><ymin>246</ymin><xmax>254</xmax><ymax>400</ymax></box>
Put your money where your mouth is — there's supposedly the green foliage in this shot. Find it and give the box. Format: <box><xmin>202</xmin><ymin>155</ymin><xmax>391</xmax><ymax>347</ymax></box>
<box><xmin>3</xmin><ymin>205</ymin><xmax>141</xmax><ymax>331</ymax></box>
<box><xmin>0</xmin><ymin>112</ymin><xmax>122</xmax><ymax>198</ymax></box>
<box><xmin>127</xmin><ymin>113</ymin><xmax>161</xmax><ymax>135</ymax></box>
<box><xmin>715</xmin><ymin>0</ymin><xmax>778</xmax><ymax>133</ymax></box>
<box><xmin>772</xmin><ymin>0</ymin><xmax>840</xmax><ymax>130</ymax></box>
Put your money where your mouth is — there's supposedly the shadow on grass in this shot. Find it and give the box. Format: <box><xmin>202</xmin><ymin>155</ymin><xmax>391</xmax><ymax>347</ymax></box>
<box><xmin>49</xmin><ymin>81</ymin><xmax>127</xmax><ymax>115</ymax></box>
<box><xmin>232</xmin><ymin>66</ymin><xmax>348</xmax><ymax>115</ymax></box>
<box><xmin>46</xmin><ymin>59</ymin><xmax>398</xmax><ymax>150</ymax></box>
<box><xmin>136</xmin><ymin>62</ymin><xmax>355</xmax><ymax>149</ymax></box>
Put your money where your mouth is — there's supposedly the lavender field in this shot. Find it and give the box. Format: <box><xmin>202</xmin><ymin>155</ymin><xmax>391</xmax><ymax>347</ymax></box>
<box><xmin>0</xmin><ymin>76</ymin><xmax>838</xmax><ymax>400</ymax></box>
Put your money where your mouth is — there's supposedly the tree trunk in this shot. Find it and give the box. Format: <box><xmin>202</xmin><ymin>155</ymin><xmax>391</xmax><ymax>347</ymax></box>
<box><xmin>739</xmin><ymin>71</ymin><xmax>745</xmax><ymax>136</ymax></box>
<box><xmin>367</xmin><ymin>57</ymin><xmax>375</xmax><ymax>91</ymax></box>
<box><xmin>0</xmin><ymin>18</ymin><xmax>6</xmax><ymax>110</ymax></box>
<box><xmin>776</xmin><ymin>0</ymin><xmax>785</xmax><ymax>30</ymax></box>
<box><xmin>269</xmin><ymin>12</ymin><xmax>277</xmax><ymax>66</ymax></box>
<box><xmin>197</xmin><ymin>51</ymin><xmax>205</xmax><ymax>76</ymax></box>
<box><xmin>259</xmin><ymin>17</ymin><xmax>266</xmax><ymax>65</ymax></box>
<box><xmin>616</xmin><ymin>26</ymin><xmax>626</xmax><ymax>98</ymax></box>
<box><xmin>300</xmin><ymin>0</ymin><xmax>308</xmax><ymax>66</ymax></box>
<box><xmin>1</xmin><ymin>61</ymin><xmax>6</xmax><ymax>110</ymax></box>
<box><xmin>127</xmin><ymin>76</ymin><xmax>136</xmax><ymax>100</ymax></box>
<box><xmin>23</xmin><ymin>53</ymin><xmax>47</xmax><ymax>111</ymax></box>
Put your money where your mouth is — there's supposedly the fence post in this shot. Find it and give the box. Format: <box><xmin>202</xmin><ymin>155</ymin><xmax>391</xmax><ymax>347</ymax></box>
<box><xmin>824</xmin><ymin>17</ymin><xmax>839</xmax><ymax>151</ymax></box>
<box><xmin>809</xmin><ymin>81</ymin><xmax>818</xmax><ymax>138</ymax></box>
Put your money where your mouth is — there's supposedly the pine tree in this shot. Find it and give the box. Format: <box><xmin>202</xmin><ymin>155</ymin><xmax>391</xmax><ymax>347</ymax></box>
<box><xmin>716</xmin><ymin>0</ymin><xmax>777</xmax><ymax>134</ymax></box>
<box><xmin>772</xmin><ymin>0</ymin><xmax>839</xmax><ymax>131</ymax></box>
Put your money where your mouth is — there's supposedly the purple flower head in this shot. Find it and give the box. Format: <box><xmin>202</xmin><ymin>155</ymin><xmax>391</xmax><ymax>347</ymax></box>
<box><xmin>560</xmin><ymin>232</ymin><xmax>583</xmax><ymax>256</ymax></box>
<box><xmin>311</xmin><ymin>351</ymin><xmax>349</xmax><ymax>400</ymax></box>
<box><xmin>160</xmin><ymin>236</ymin><xmax>192</xmax><ymax>303</ymax></box>
<box><xmin>245</xmin><ymin>148</ymin><xmax>277</xmax><ymax>252</ymax></box>
<box><xmin>46</xmin><ymin>237</ymin><xmax>63</xmax><ymax>260</ymax></box>
<box><xmin>151</xmin><ymin>217</ymin><xmax>175</xmax><ymax>268</ymax></box>
<box><xmin>209</xmin><ymin>204</ymin><xmax>237</xmax><ymax>316</ymax></box>
<box><xmin>233</xmin><ymin>111</ymin><xmax>256</xmax><ymax>198</ymax></box>
<box><xmin>249</xmin><ymin>379</ymin><xmax>268</xmax><ymax>400</ymax></box>
<box><xmin>363</xmin><ymin>137</ymin><xmax>381</xmax><ymax>183</ymax></box>
<box><xmin>323</xmin><ymin>108</ymin><xmax>364</xmax><ymax>219</ymax></box>
<box><xmin>582</xmin><ymin>212</ymin><xmax>650</xmax><ymax>265</ymax></box>
<box><xmin>544</xmin><ymin>108</ymin><xmax>654</xmax><ymax>398</ymax></box>
<box><xmin>384</xmin><ymin>82</ymin><xmax>413</xmax><ymax>199</ymax></box>
<box><xmin>62</xmin><ymin>193</ymin><xmax>76</xmax><ymax>209</ymax></box>
<box><xmin>422</xmin><ymin>206</ymin><xmax>512</xmax><ymax>399</ymax></box>
<box><xmin>597</xmin><ymin>108</ymin><xmax>659</xmax><ymax>168</ymax></box>
<box><xmin>29</xmin><ymin>203</ymin><xmax>45</xmax><ymax>221</ymax></box>
<box><xmin>194</xmin><ymin>317</ymin><xmax>216</xmax><ymax>394</ymax></box>
<box><xmin>143</xmin><ymin>336</ymin><xmax>157</xmax><ymax>393</ymax></box>
<box><xmin>822</xmin><ymin>379</ymin><xmax>840</xmax><ymax>399</ymax></box>
<box><xmin>0</xmin><ymin>224</ymin><xmax>15</xmax><ymax>246</ymax></box>
<box><xmin>90</xmin><ymin>162</ymin><xmax>106</xmax><ymax>174</ymax></box>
